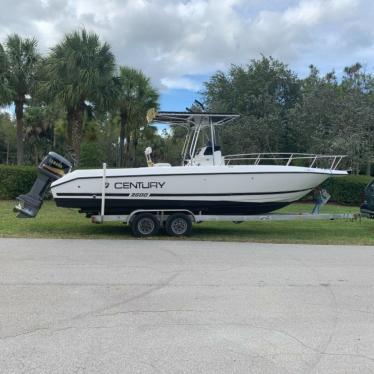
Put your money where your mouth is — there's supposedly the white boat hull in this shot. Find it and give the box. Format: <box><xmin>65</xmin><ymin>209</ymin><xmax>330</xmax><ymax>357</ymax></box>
<box><xmin>51</xmin><ymin>165</ymin><xmax>346</xmax><ymax>215</ymax></box>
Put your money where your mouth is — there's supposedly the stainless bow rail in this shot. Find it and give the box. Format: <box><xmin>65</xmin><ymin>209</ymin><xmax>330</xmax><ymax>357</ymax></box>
<box><xmin>224</xmin><ymin>153</ymin><xmax>346</xmax><ymax>170</ymax></box>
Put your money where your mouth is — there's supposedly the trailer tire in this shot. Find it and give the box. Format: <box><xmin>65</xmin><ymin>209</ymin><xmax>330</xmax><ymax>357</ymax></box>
<box><xmin>131</xmin><ymin>213</ymin><xmax>160</xmax><ymax>237</ymax></box>
<box><xmin>165</xmin><ymin>213</ymin><xmax>192</xmax><ymax>237</ymax></box>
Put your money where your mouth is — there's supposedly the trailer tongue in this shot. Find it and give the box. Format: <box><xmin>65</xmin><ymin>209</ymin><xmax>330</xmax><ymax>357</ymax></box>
<box><xmin>14</xmin><ymin>152</ymin><xmax>72</xmax><ymax>218</ymax></box>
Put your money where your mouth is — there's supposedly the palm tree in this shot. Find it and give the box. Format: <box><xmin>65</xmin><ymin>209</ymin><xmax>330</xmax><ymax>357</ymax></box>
<box><xmin>117</xmin><ymin>67</ymin><xmax>159</xmax><ymax>167</ymax></box>
<box><xmin>42</xmin><ymin>29</ymin><xmax>117</xmax><ymax>165</ymax></box>
<box><xmin>0</xmin><ymin>35</ymin><xmax>40</xmax><ymax>164</ymax></box>
<box><xmin>24</xmin><ymin>105</ymin><xmax>56</xmax><ymax>165</ymax></box>
<box><xmin>0</xmin><ymin>43</ymin><xmax>9</xmax><ymax>102</ymax></box>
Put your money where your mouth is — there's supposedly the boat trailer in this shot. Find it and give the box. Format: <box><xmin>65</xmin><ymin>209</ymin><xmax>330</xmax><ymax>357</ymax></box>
<box><xmin>91</xmin><ymin>163</ymin><xmax>358</xmax><ymax>237</ymax></box>
<box><xmin>91</xmin><ymin>209</ymin><xmax>358</xmax><ymax>237</ymax></box>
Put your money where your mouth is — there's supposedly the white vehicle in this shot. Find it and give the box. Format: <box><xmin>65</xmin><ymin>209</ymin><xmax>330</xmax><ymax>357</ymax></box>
<box><xmin>14</xmin><ymin>111</ymin><xmax>349</xmax><ymax>236</ymax></box>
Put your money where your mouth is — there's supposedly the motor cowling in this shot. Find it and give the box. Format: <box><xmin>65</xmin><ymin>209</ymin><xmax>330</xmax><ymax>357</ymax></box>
<box><xmin>14</xmin><ymin>152</ymin><xmax>72</xmax><ymax>218</ymax></box>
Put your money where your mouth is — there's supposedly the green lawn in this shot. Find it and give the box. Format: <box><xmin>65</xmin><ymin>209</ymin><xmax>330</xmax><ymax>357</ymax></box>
<box><xmin>0</xmin><ymin>200</ymin><xmax>372</xmax><ymax>244</ymax></box>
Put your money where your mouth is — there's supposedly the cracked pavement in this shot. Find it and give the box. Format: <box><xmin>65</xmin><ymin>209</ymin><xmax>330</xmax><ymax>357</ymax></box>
<box><xmin>0</xmin><ymin>239</ymin><xmax>374</xmax><ymax>373</ymax></box>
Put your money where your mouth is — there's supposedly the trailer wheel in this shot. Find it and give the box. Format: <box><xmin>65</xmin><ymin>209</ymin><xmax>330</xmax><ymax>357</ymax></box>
<box><xmin>131</xmin><ymin>213</ymin><xmax>160</xmax><ymax>237</ymax></box>
<box><xmin>165</xmin><ymin>213</ymin><xmax>192</xmax><ymax>237</ymax></box>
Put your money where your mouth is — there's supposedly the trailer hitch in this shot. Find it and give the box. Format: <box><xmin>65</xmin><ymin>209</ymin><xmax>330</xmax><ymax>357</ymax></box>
<box><xmin>14</xmin><ymin>152</ymin><xmax>72</xmax><ymax>218</ymax></box>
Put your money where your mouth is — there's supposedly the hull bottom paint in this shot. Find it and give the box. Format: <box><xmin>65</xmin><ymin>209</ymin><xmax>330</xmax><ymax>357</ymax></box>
<box><xmin>54</xmin><ymin>198</ymin><xmax>290</xmax><ymax>216</ymax></box>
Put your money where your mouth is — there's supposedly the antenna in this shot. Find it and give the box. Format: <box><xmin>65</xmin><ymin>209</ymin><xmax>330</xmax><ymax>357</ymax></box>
<box><xmin>194</xmin><ymin>100</ymin><xmax>205</xmax><ymax>111</ymax></box>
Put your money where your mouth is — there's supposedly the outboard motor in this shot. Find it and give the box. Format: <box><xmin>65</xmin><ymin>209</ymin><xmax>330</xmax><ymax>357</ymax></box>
<box><xmin>14</xmin><ymin>152</ymin><xmax>72</xmax><ymax>218</ymax></box>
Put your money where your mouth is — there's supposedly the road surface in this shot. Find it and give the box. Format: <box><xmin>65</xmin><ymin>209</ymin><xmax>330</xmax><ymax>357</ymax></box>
<box><xmin>0</xmin><ymin>238</ymin><xmax>374</xmax><ymax>373</ymax></box>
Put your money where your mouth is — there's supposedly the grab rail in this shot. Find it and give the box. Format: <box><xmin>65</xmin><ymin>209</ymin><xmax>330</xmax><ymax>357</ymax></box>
<box><xmin>223</xmin><ymin>153</ymin><xmax>346</xmax><ymax>170</ymax></box>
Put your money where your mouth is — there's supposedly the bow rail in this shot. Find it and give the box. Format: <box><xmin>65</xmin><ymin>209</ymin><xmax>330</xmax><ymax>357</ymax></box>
<box><xmin>223</xmin><ymin>153</ymin><xmax>346</xmax><ymax>170</ymax></box>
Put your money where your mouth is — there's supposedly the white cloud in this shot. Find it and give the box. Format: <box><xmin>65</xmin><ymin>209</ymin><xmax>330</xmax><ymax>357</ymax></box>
<box><xmin>161</xmin><ymin>77</ymin><xmax>202</xmax><ymax>91</ymax></box>
<box><xmin>0</xmin><ymin>0</ymin><xmax>373</xmax><ymax>89</ymax></box>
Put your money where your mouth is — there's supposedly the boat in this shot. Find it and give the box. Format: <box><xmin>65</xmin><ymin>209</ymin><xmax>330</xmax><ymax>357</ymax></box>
<box><xmin>14</xmin><ymin>112</ymin><xmax>348</xmax><ymax>218</ymax></box>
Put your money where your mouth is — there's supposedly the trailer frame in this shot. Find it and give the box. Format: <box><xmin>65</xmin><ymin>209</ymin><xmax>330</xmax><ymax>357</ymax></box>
<box><xmin>91</xmin><ymin>209</ymin><xmax>358</xmax><ymax>237</ymax></box>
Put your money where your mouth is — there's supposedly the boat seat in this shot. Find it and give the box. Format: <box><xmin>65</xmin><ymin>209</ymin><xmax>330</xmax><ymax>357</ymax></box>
<box><xmin>204</xmin><ymin>145</ymin><xmax>221</xmax><ymax>155</ymax></box>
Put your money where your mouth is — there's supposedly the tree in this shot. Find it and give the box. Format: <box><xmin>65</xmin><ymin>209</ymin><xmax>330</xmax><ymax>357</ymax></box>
<box><xmin>0</xmin><ymin>43</ymin><xmax>9</xmax><ymax>102</ymax></box>
<box><xmin>287</xmin><ymin>65</ymin><xmax>341</xmax><ymax>155</ymax></box>
<box><xmin>288</xmin><ymin>64</ymin><xmax>374</xmax><ymax>174</ymax></box>
<box><xmin>41</xmin><ymin>29</ymin><xmax>117</xmax><ymax>165</ymax></box>
<box><xmin>116</xmin><ymin>67</ymin><xmax>159</xmax><ymax>167</ymax></box>
<box><xmin>202</xmin><ymin>57</ymin><xmax>374</xmax><ymax>176</ymax></box>
<box><xmin>0</xmin><ymin>34</ymin><xmax>40</xmax><ymax>164</ymax></box>
<box><xmin>339</xmin><ymin>64</ymin><xmax>374</xmax><ymax>174</ymax></box>
<box><xmin>23</xmin><ymin>105</ymin><xmax>57</xmax><ymax>165</ymax></box>
<box><xmin>203</xmin><ymin>56</ymin><xmax>301</xmax><ymax>155</ymax></box>
<box><xmin>0</xmin><ymin>113</ymin><xmax>15</xmax><ymax>164</ymax></box>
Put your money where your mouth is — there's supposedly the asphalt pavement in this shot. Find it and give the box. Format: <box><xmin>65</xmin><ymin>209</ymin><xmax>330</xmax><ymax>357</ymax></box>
<box><xmin>0</xmin><ymin>238</ymin><xmax>374</xmax><ymax>374</ymax></box>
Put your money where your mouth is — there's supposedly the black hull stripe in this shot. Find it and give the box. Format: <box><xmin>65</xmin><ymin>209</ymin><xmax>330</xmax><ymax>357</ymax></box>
<box><xmin>56</xmin><ymin>187</ymin><xmax>312</xmax><ymax>197</ymax></box>
<box><xmin>52</xmin><ymin>171</ymin><xmax>334</xmax><ymax>188</ymax></box>
<box><xmin>56</xmin><ymin>193</ymin><xmax>130</xmax><ymax>197</ymax></box>
<box><xmin>151</xmin><ymin>188</ymin><xmax>312</xmax><ymax>196</ymax></box>
<box><xmin>54</xmin><ymin>198</ymin><xmax>290</xmax><ymax>215</ymax></box>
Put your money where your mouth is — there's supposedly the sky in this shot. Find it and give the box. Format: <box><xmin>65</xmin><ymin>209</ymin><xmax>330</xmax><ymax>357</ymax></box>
<box><xmin>0</xmin><ymin>0</ymin><xmax>374</xmax><ymax>111</ymax></box>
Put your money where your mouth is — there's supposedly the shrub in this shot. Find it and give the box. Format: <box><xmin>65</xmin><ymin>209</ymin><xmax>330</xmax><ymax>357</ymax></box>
<box><xmin>322</xmin><ymin>175</ymin><xmax>372</xmax><ymax>205</ymax></box>
<box><xmin>80</xmin><ymin>141</ymin><xmax>106</xmax><ymax>168</ymax></box>
<box><xmin>0</xmin><ymin>165</ymin><xmax>37</xmax><ymax>199</ymax></box>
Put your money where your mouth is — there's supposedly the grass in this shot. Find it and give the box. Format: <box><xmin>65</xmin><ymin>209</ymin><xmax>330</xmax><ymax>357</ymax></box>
<box><xmin>0</xmin><ymin>200</ymin><xmax>372</xmax><ymax>244</ymax></box>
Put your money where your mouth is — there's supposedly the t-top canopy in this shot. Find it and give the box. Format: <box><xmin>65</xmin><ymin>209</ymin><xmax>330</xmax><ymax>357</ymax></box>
<box><xmin>152</xmin><ymin>111</ymin><xmax>240</xmax><ymax>129</ymax></box>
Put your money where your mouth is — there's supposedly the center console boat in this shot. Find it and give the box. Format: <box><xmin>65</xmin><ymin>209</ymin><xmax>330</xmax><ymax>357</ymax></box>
<box><xmin>15</xmin><ymin>112</ymin><xmax>348</xmax><ymax>218</ymax></box>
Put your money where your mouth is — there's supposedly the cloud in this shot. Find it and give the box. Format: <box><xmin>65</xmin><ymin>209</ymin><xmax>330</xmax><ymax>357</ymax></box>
<box><xmin>0</xmin><ymin>0</ymin><xmax>373</xmax><ymax>90</ymax></box>
<box><xmin>160</xmin><ymin>76</ymin><xmax>202</xmax><ymax>91</ymax></box>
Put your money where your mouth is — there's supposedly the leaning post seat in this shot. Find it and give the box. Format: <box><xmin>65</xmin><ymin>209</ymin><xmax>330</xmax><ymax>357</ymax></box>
<box><xmin>14</xmin><ymin>152</ymin><xmax>72</xmax><ymax>218</ymax></box>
